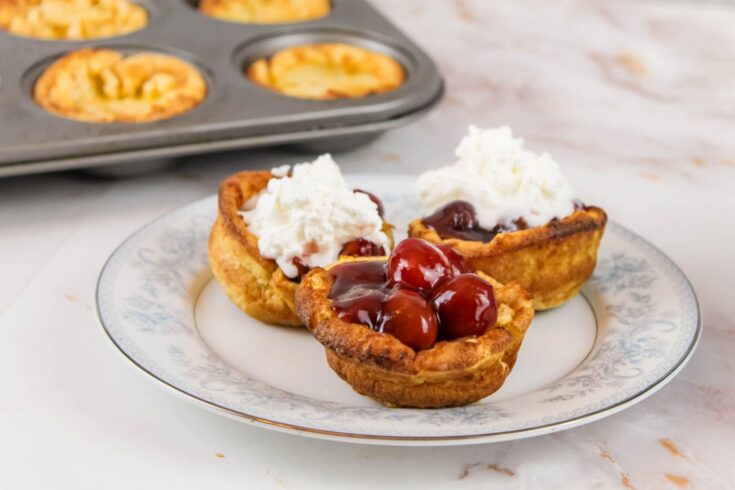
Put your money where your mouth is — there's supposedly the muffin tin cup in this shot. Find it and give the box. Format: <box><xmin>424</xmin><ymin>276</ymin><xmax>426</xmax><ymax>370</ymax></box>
<box><xmin>0</xmin><ymin>0</ymin><xmax>443</xmax><ymax>177</ymax></box>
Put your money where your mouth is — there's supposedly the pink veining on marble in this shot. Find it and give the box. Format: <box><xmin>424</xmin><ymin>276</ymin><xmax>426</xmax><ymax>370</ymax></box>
<box><xmin>369</xmin><ymin>0</ymin><xmax>735</xmax><ymax>189</ymax></box>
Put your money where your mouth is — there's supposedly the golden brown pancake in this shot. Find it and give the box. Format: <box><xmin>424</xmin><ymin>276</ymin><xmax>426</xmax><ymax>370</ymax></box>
<box><xmin>0</xmin><ymin>0</ymin><xmax>147</xmax><ymax>40</ymax></box>
<box><xmin>209</xmin><ymin>170</ymin><xmax>394</xmax><ymax>327</ymax></box>
<box><xmin>198</xmin><ymin>0</ymin><xmax>329</xmax><ymax>24</ymax></box>
<box><xmin>33</xmin><ymin>48</ymin><xmax>208</xmax><ymax>123</ymax></box>
<box><xmin>408</xmin><ymin>207</ymin><xmax>607</xmax><ymax>310</ymax></box>
<box><xmin>247</xmin><ymin>43</ymin><xmax>405</xmax><ymax>100</ymax></box>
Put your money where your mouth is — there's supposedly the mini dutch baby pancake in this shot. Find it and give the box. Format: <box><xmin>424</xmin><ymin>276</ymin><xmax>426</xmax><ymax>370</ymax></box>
<box><xmin>246</xmin><ymin>43</ymin><xmax>405</xmax><ymax>100</ymax></box>
<box><xmin>198</xmin><ymin>0</ymin><xmax>329</xmax><ymax>24</ymax></box>
<box><xmin>209</xmin><ymin>155</ymin><xmax>394</xmax><ymax>327</ymax></box>
<box><xmin>0</xmin><ymin>0</ymin><xmax>147</xmax><ymax>40</ymax></box>
<box><xmin>33</xmin><ymin>48</ymin><xmax>207</xmax><ymax>123</ymax></box>
<box><xmin>296</xmin><ymin>238</ymin><xmax>534</xmax><ymax>408</ymax></box>
<box><xmin>408</xmin><ymin>126</ymin><xmax>607</xmax><ymax>310</ymax></box>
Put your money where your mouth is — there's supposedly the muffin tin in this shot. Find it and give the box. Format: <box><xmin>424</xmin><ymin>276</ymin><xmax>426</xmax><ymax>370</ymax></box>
<box><xmin>0</xmin><ymin>1</ymin><xmax>443</xmax><ymax>177</ymax></box>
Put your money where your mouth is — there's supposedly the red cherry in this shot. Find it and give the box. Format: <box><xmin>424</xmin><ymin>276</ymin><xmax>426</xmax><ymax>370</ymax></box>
<box><xmin>435</xmin><ymin>243</ymin><xmax>470</xmax><ymax>275</ymax></box>
<box><xmin>422</xmin><ymin>200</ymin><xmax>496</xmax><ymax>242</ymax></box>
<box><xmin>340</xmin><ymin>238</ymin><xmax>386</xmax><ymax>257</ymax></box>
<box><xmin>354</xmin><ymin>189</ymin><xmax>385</xmax><ymax>217</ymax></box>
<box><xmin>387</xmin><ymin>238</ymin><xmax>452</xmax><ymax>292</ymax></box>
<box><xmin>440</xmin><ymin>200</ymin><xmax>478</xmax><ymax>229</ymax></box>
<box><xmin>332</xmin><ymin>287</ymin><xmax>387</xmax><ymax>330</ymax></box>
<box><xmin>431</xmin><ymin>273</ymin><xmax>498</xmax><ymax>339</ymax></box>
<box><xmin>329</xmin><ymin>260</ymin><xmax>387</xmax><ymax>298</ymax></box>
<box><xmin>379</xmin><ymin>287</ymin><xmax>438</xmax><ymax>350</ymax></box>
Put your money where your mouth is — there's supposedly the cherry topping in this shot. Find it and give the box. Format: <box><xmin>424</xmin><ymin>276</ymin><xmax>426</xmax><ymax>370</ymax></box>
<box><xmin>340</xmin><ymin>238</ymin><xmax>386</xmax><ymax>257</ymax></box>
<box><xmin>423</xmin><ymin>199</ymin><xmax>582</xmax><ymax>242</ymax></box>
<box><xmin>327</xmin><ymin>239</ymin><xmax>499</xmax><ymax>350</ymax></box>
<box><xmin>354</xmin><ymin>189</ymin><xmax>385</xmax><ymax>217</ymax></box>
<box><xmin>329</xmin><ymin>260</ymin><xmax>387</xmax><ymax>298</ymax></box>
<box><xmin>422</xmin><ymin>200</ymin><xmax>497</xmax><ymax>242</ymax></box>
<box><xmin>435</xmin><ymin>243</ymin><xmax>470</xmax><ymax>275</ymax></box>
<box><xmin>379</xmin><ymin>287</ymin><xmax>438</xmax><ymax>350</ymax></box>
<box><xmin>431</xmin><ymin>273</ymin><xmax>498</xmax><ymax>339</ymax></box>
<box><xmin>387</xmin><ymin>238</ymin><xmax>452</xmax><ymax>292</ymax></box>
<box><xmin>332</xmin><ymin>287</ymin><xmax>387</xmax><ymax>330</ymax></box>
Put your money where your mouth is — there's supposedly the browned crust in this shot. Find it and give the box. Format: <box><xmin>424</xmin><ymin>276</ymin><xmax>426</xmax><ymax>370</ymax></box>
<box><xmin>408</xmin><ymin>207</ymin><xmax>608</xmax><ymax>310</ymax></box>
<box><xmin>295</xmin><ymin>262</ymin><xmax>534</xmax><ymax>408</ymax></box>
<box><xmin>245</xmin><ymin>43</ymin><xmax>405</xmax><ymax>100</ymax></box>
<box><xmin>33</xmin><ymin>48</ymin><xmax>207</xmax><ymax>123</ymax></box>
<box><xmin>198</xmin><ymin>0</ymin><xmax>330</xmax><ymax>24</ymax></box>
<box><xmin>209</xmin><ymin>170</ymin><xmax>394</xmax><ymax>327</ymax></box>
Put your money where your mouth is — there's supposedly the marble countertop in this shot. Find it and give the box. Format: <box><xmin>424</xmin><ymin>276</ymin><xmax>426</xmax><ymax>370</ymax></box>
<box><xmin>1</xmin><ymin>0</ymin><xmax>734</xmax><ymax>488</ymax></box>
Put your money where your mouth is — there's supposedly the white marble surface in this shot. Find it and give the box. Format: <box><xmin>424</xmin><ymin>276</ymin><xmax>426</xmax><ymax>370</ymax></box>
<box><xmin>1</xmin><ymin>0</ymin><xmax>734</xmax><ymax>488</ymax></box>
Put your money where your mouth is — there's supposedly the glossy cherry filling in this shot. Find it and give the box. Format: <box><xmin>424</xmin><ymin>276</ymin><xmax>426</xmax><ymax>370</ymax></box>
<box><xmin>431</xmin><ymin>274</ymin><xmax>497</xmax><ymax>340</ymax></box>
<box><xmin>340</xmin><ymin>238</ymin><xmax>385</xmax><ymax>257</ymax></box>
<box><xmin>422</xmin><ymin>200</ymin><xmax>586</xmax><ymax>242</ymax></box>
<box><xmin>328</xmin><ymin>238</ymin><xmax>499</xmax><ymax>350</ymax></box>
<box><xmin>329</xmin><ymin>260</ymin><xmax>387</xmax><ymax>298</ymax></box>
<box><xmin>421</xmin><ymin>201</ymin><xmax>497</xmax><ymax>241</ymax></box>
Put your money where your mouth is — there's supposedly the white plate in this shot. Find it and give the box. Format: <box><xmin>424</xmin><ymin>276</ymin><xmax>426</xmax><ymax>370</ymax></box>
<box><xmin>96</xmin><ymin>174</ymin><xmax>700</xmax><ymax>446</ymax></box>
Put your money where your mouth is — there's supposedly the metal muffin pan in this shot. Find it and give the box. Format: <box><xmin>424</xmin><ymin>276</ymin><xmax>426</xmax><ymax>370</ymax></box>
<box><xmin>0</xmin><ymin>0</ymin><xmax>443</xmax><ymax>176</ymax></box>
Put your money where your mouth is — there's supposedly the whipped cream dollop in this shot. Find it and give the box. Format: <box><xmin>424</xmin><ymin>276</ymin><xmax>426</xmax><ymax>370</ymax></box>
<box><xmin>241</xmin><ymin>154</ymin><xmax>390</xmax><ymax>278</ymax></box>
<box><xmin>416</xmin><ymin>126</ymin><xmax>575</xmax><ymax>229</ymax></box>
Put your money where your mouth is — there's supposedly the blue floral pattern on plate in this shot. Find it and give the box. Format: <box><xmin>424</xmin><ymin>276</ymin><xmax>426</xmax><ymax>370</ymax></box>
<box><xmin>96</xmin><ymin>175</ymin><xmax>700</xmax><ymax>444</ymax></box>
